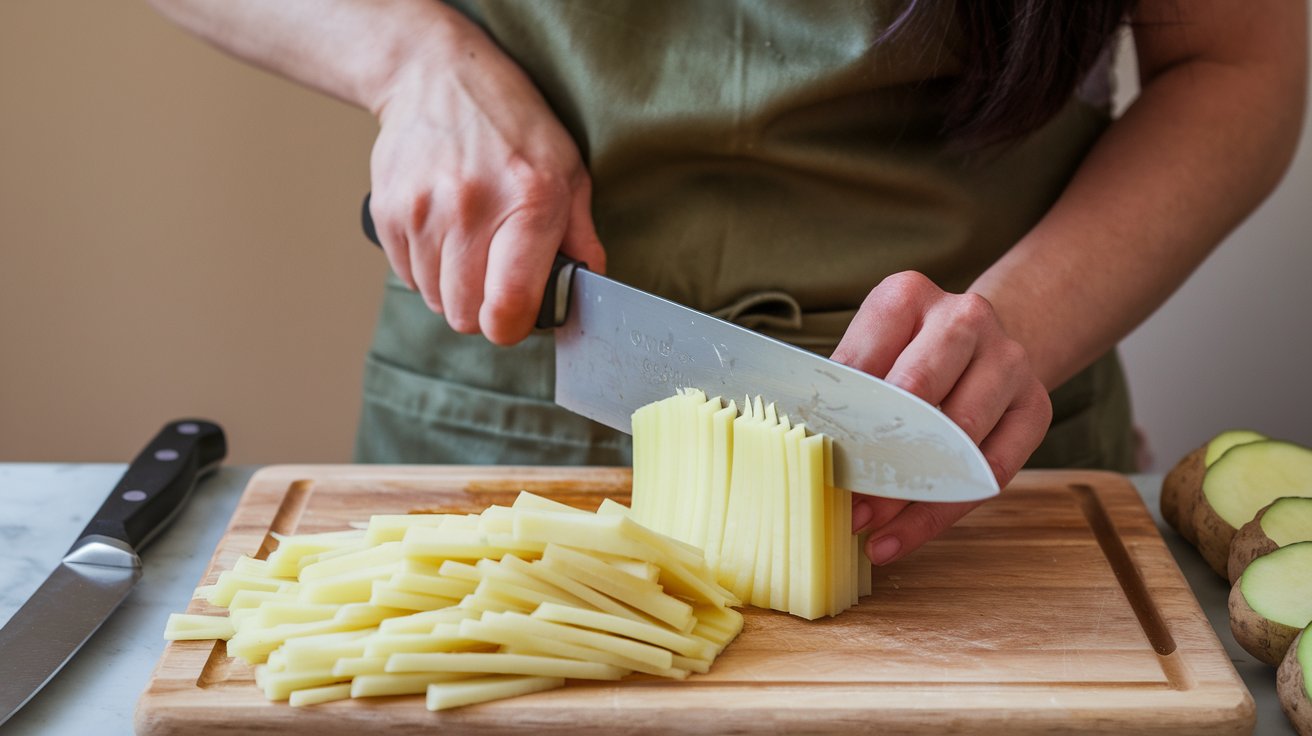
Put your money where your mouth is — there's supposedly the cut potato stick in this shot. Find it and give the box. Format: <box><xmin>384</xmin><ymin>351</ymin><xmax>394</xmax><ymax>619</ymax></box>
<box><xmin>426</xmin><ymin>675</ymin><xmax>564</xmax><ymax>711</ymax></box>
<box><xmin>478</xmin><ymin>611</ymin><xmax>673</xmax><ymax>670</ymax></box>
<box><xmin>351</xmin><ymin>672</ymin><xmax>475</xmax><ymax>698</ymax></box>
<box><xmin>331</xmin><ymin>656</ymin><xmax>389</xmax><ymax>677</ymax></box>
<box><xmin>388</xmin><ymin>652</ymin><xmax>627</xmax><ymax>680</ymax></box>
<box><xmin>288</xmin><ymin>683</ymin><xmax>353</xmax><ymax>707</ymax></box>
<box><xmin>362</xmin><ymin>625</ymin><xmax>490</xmax><ymax>657</ymax></box>
<box><xmin>458</xmin><ymin>619</ymin><xmax>656</xmax><ymax>675</ymax></box>
<box><xmin>511</xmin><ymin>491</ymin><xmax>589</xmax><ymax>515</ymax></box>
<box><xmin>370</xmin><ymin>581</ymin><xmax>459</xmax><ymax>612</ymax></box>
<box><xmin>541</xmin><ymin>545</ymin><xmax>693</xmax><ymax>630</ymax></box>
<box><xmin>163</xmin><ymin>613</ymin><xmax>235</xmax><ymax>641</ymax></box>
<box><xmin>532</xmin><ymin>602</ymin><xmax>712</xmax><ymax>660</ymax></box>
<box><xmin>363</xmin><ymin>514</ymin><xmax>450</xmax><ymax>545</ymax></box>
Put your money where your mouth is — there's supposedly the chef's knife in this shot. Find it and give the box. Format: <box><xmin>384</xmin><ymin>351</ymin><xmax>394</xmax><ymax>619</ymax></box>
<box><xmin>362</xmin><ymin>194</ymin><xmax>997</xmax><ymax>502</ymax></box>
<box><xmin>0</xmin><ymin>419</ymin><xmax>226</xmax><ymax>726</ymax></box>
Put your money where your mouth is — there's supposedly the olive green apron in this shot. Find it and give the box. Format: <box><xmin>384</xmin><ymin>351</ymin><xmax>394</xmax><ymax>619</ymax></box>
<box><xmin>354</xmin><ymin>0</ymin><xmax>1136</xmax><ymax>473</ymax></box>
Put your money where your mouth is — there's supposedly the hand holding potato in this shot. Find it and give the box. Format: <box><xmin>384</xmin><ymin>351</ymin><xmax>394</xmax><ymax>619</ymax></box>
<box><xmin>832</xmin><ymin>271</ymin><xmax>1052</xmax><ymax>564</ymax></box>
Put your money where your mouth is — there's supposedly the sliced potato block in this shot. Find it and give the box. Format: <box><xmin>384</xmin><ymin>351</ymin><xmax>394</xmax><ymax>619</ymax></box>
<box><xmin>1228</xmin><ymin>497</ymin><xmax>1312</xmax><ymax>583</ymax></box>
<box><xmin>1196</xmin><ymin>441</ymin><xmax>1312</xmax><ymax>577</ymax></box>
<box><xmin>426</xmin><ymin>675</ymin><xmax>564</xmax><ymax>711</ymax></box>
<box><xmin>1276</xmin><ymin>628</ymin><xmax>1311</xmax><ymax>735</ymax></box>
<box><xmin>1230</xmin><ymin>541</ymin><xmax>1312</xmax><ymax>665</ymax></box>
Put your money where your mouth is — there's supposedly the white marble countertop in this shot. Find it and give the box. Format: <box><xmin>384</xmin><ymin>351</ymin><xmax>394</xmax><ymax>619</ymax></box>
<box><xmin>0</xmin><ymin>464</ymin><xmax>1293</xmax><ymax>735</ymax></box>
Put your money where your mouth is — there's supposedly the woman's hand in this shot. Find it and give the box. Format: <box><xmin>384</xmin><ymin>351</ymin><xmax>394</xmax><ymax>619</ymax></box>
<box><xmin>367</xmin><ymin>10</ymin><xmax>604</xmax><ymax>345</ymax></box>
<box><xmin>831</xmin><ymin>271</ymin><xmax>1052</xmax><ymax>565</ymax></box>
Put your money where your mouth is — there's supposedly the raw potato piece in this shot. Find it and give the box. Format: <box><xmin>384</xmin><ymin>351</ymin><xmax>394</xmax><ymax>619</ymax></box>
<box><xmin>630</xmin><ymin>390</ymin><xmax>864</xmax><ymax>619</ymax></box>
<box><xmin>163</xmin><ymin>613</ymin><xmax>234</xmax><ymax>641</ymax></box>
<box><xmin>1227</xmin><ymin>497</ymin><xmax>1312</xmax><ymax>583</ymax></box>
<box><xmin>1194</xmin><ymin>441</ymin><xmax>1312</xmax><ymax>578</ymax></box>
<box><xmin>426</xmin><ymin>675</ymin><xmax>564</xmax><ymax>711</ymax></box>
<box><xmin>1229</xmin><ymin>542</ymin><xmax>1312</xmax><ymax>665</ymax></box>
<box><xmin>1277</xmin><ymin>628</ymin><xmax>1311</xmax><ymax>736</ymax></box>
<box><xmin>1162</xmin><ymin>430</ymin><xmax>1265</xmax><ymax>541</ymax></box>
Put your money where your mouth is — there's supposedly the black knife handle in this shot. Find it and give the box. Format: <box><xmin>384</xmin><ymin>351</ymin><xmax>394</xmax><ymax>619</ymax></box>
<box><xmin>72</xmin><ymin>419</ymin><xmax>227</xmax><ymax>554</ymax></box>
<box><xmin>360</xmin><ymin>192</ymin><xmax>583</xmax><ymax>329</ymax></box>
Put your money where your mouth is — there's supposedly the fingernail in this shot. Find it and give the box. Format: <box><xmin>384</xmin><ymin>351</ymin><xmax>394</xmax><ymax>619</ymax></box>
<box><xmin>851</xmin><ymin>500</ymin><xmax>874</xmax><ymax>532</ymax></box>
<box><xmin>867</xmin><ymin>536</ymin><xmax>902</xmax><ymax>566</ymax></box>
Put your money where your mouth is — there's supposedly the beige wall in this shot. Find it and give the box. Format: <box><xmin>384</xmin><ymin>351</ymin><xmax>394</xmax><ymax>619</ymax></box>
<box><xmin>0</xmin><ymin>1</ymin><xmax>384</xmax><ymax>463</ymax></box>
<box><xmin>3</xmin><ymin>5</ymin><xmax>1310</xmax><ymax>470</ymax></box>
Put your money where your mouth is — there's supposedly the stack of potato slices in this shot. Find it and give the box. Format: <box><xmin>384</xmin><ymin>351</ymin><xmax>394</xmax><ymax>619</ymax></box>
<box><xmin>630</xmin><ymin>389</ymin><xmax>870</xmax><ymax>619</ymax></box>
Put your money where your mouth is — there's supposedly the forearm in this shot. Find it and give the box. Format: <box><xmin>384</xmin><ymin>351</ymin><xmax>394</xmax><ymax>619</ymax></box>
<box><xmin>972</xmin><ymin>2</ymin><xmax>1307</xmax><ymax>390</ymax></box>
<box><xmin>146</xmin><ymin>0</ymin><xmax>462</xmax><ymax>114</ymax></box>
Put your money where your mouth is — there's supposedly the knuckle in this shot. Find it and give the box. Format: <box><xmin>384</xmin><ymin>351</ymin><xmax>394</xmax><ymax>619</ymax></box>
<box><xmin>999</xmin><ymin>338</ymin><xmax>1028</xmax><ymax>366</ymax></box>
<box><xmin>877</xmin><ymin>270</ymin><xmax>933</xmax><ymax>302</ymax></box>
<box><xmin>951</xmin><ymin>292</ymin><xmax>996</xmax><ymax>326</ymax></box>
<box><xmin>505</xmin><ymin>159</ymin><xmax>570</xmax><ymax>207</ymax></box>
<box><xmin>891</xmin><ymin>363</ymin><xmax>936</xmax><ymax>399</ymax></box>
<box><xmin>954</xmin><ymin>411</ymin><xmax>980</xmax><ymax>441</ymax></box>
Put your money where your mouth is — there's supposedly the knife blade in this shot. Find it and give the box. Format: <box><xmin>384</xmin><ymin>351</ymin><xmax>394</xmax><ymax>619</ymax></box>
<box><xmin>0</xmin><ymin>419</ymin><xmax>226</xmax><ymax>726</ymax></box>
<box><xmin>359</xmin><ymin>195</ymin><xmax>997</xmax><ymax>502</ymax></box>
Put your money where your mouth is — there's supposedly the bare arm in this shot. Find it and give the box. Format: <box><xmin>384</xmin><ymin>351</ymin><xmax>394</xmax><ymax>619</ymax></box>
<box><xmin>146</xmin><ymin>0</ymin><xmax>446</xmax><ymax>114</ymax></box>
<box><xmin>972</xmin><ymin>0</ymin><xmax>1308</xmax><ymax>390</ymax></box>
<box><xmin>847</xmin><ymin>0</ymin><xmax>1306</xmax><ymax>564</ymax></box>
<box><xmin>148</xmin><ymin>0</ymin><xmax>606</xmax><ymax>344</ymax></box>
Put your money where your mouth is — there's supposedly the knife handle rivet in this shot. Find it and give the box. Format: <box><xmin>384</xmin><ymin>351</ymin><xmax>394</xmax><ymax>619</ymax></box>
<box><xmin>154</xmin><ymin>449</ymin><xmax>179</xmax><ymax>461</ymax></box>
<box><xmin>176</xmin><ymin>422</ymin><xmax>200</xmax><ymax>435</ymax></box>
<box><xmin>122</xmin><ymin>490</ymin><xmax>147</xmax><ymax>502</ymax></box>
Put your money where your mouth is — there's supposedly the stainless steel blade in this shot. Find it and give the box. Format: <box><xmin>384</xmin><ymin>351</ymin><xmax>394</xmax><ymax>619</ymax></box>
<box><xmin>0</xmin><ymin>538</ymin><xmax>140</xmax><ymax>726</ymax></box>
<box><xmin>555</xmin><ymin>270</ymin><xmax>999</xmax><ymax>502</ymax></box>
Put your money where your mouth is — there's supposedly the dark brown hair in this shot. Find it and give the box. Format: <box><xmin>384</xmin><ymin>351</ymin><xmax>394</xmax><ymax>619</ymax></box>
<box><xmin>893</xmin><ymin>0</ymin><xmax>1138</xmax><ymax>147</ymax></box>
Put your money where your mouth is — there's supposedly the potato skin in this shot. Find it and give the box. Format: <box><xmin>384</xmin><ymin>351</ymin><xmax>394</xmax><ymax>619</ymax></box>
<box><xmin>1230</xmin><ymin>579</ymin><xmax>1301</xmax><ymax>666</ymax></box>
<box><xmin>1163</xmin><ymin>445</ymin><xmax>1206</xmax><ymax>543</ymax></box>
<box><xmin>1277</xmin><ymin>629</ymin><xmax>1311</xmax><ymax>736</ymax></box>
<box><xmin>1197</xmin><ymin>494</ymin><xmax>1241</xmax><ymax>579</ymax></box>
<box><xmin>1228</xmin><ymin>504</ymin><xmax>1279</xmax><ymax>584</ymax></box>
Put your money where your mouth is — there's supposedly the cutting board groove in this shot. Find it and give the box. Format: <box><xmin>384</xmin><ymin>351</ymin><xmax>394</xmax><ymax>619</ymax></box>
<box><xmin>136</xmin><ymin>467</ymin><xmax>1253</xmax><ymax>735</ymax></box>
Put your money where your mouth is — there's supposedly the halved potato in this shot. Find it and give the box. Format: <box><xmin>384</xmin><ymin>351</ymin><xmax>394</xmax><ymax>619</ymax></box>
<box><xmin>1229</xmin><ymin>541</ymin><xmax>1312</xmax><ymax>665</ymax></box>
<box><xmin>1227</xmin><ymin>497</ymin><xmax>1312</xmax><ymax>583</ymax></box>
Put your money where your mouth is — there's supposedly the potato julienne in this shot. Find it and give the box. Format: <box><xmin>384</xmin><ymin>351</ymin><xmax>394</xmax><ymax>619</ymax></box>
<box><xmin>165</xmin><ymin>389</ymin><xmax>874</xmax><ymax>710</ymax></box>
<box><xmin>168</xmin><ymin>491</ymin><xmax>743</xmax><ymax>710</ymax></box>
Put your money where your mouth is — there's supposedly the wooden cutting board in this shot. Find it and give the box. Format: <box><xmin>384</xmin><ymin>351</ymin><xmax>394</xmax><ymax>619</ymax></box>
<box><xmin>135</xmin><ymin>466</ymin><xmax>1253</xmax><ymax>735</ymax></box>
